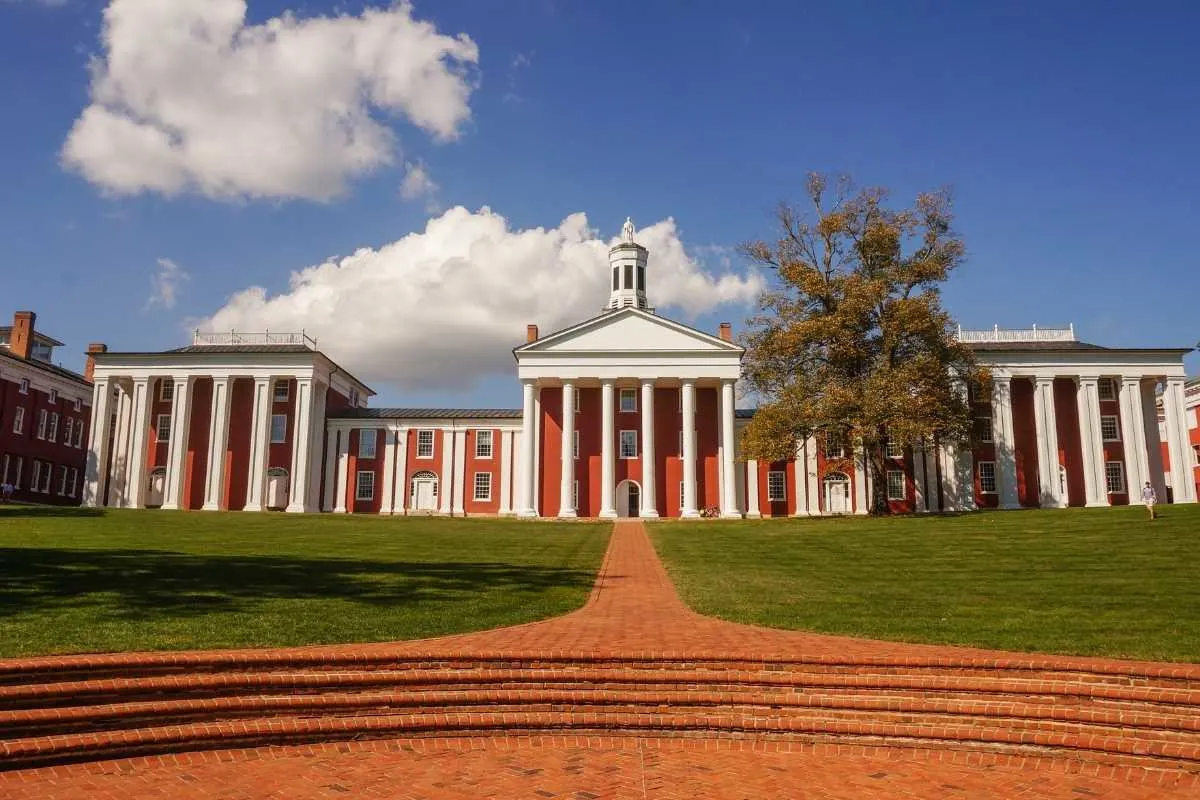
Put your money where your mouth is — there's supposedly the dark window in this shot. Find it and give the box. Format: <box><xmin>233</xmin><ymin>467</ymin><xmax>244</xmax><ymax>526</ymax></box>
<box><xmin>612</xmin><ymin>267</ymin><xmax>619</xmax><ymax>291</ymax></box>
<box><xmin>637</xmin><ymin>265</ymin><xmax>645</xmax><ymax>291</ymax></box>
<box><xmin>624</xmin><ymin>264</ymin><xmax>633</xmax><ymax>289</ymax></box>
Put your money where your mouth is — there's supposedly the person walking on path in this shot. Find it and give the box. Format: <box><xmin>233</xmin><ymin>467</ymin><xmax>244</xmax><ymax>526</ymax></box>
<box><xmin>1141</xmin><ymin>481</ymin><xmax>1157</xmax><ymax>520</ymax></box>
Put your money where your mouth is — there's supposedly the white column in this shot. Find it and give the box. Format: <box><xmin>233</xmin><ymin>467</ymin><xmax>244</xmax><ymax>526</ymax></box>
<box><xmin>991</xmin><ymin>376</ymin><xmax>1020</xmax><ymax>510</ymax></box>
<box><xmin>333</xmin><ymin>430</ymin><xmax>350</xmax><ymax>513</ymax></box>
<box><xmin>745</xmin><ymin>459</ymin><xmax>761</xmax><ymax>518</ymax></box>
<box><xmin>123</xmin><ymin>378</ymin><xmax>153</xmax><ymax>509</ymax></box>
<box><xmin>1075</xmin><ymin>376</ymin><xmax>1109</xmax><ymax>507</ymax></box>
<box><xmin>852</xmin><ymin>440</ymin><xmax>868</xmax><ymax>514</ymax></box>
<box><xmin>201</xmin><ymin>378</ymin><xmax>232</xmax><ymax>511</ymax></box>
<box><xmin>599</xmin><ymin>380</ymin><xmax>617</xmax><ymax>518</ymax></box>
<box><xmin>1140</xmin><ymin>381</ymin><xmax>1169</xmax><ymax>502</ymax></box>
<box><xmin>560</xmin><ymin>382</ymin><xmax>577</xmax><ymax>518</ymax></box>
<box><xmin>680</xmin><ymin>381</ymin><xmax>699</xmax><ymax>517</ymax></box>
<box><xmin>286</xmin><ymin>378</ymin><xmax>316</xmax><ymax>513</ymax></box>
<box><xmin>518</xmin><ymin>379</ymin><xmax>538</xmax><ymax>517</ymax></box>
<box><xmin>1163</xmin><ymin>377</ymin><xmax>1197</xmax><ymax>503</ymax></box>
<box><xmin>451</xmin><ymin>428</ymin><xmax>467</xmax><ymax>515</ymax></box>
<box><xmin>440</xmin><ymin>428</ymin><xmax>455</xmax><ymax>514</ymax></box>
<box><xmin>82</xmin><ymin>377</ymin><xmax>114</xmax><ymax>507</ymax></box>
<box><xmin>925</xmin><ymin>443</ymin><xmax>941</xmax><ymax>512</ymax></box>
<box><xmin>108</xmin><ymin>382</ymin><xmax>133</xmax><ymax>506</ymax></box>
<box><xmin>640</xmin><ymin>380</ymin><xmax>658</xmax><ymax>517</ymax></box>
<box><xmin>791</xmin><ymin>439</ymin><xmax>809</xmax><ymax>516</ymax></box>
<box><xmin>303</xmin><ymin>380</ymin><xmax>327</xmax><ymax>513</ymax></box>
<box><xmin>242</xmin><ymin>377</ymin><xmax>273</xmax><ymax>512</ymax></box>
<box><xmin>718</xmin><ymin>379</ymin><xmax>738</xmax><ymax>517</ymax></box>
<box><xmin>379</xmin><ymin>427</ymin><xmax>399</xmax><ymax>515</ymax></box>
<box><xmin>396</xmin><ymin>428</ymin><xmax>410</xmax><ymax>514</ymax></box>
<box><xmin>161</xmin><ymin>376</ymin><xmax>194</xmax><ymax>510</ymax></box>
<box><xmin>499</xmin><ymin>428</ymin><xmax>514</xmax><ymax>515</ymax></box>
<box><xmin>804</xmin><ymin>436</ymin><xmax>820</xmax><ymax>515</ymax></box>
<box><xmin>322</xmin><ymin>428</ymin><xmax>338</xmax><ymax>512</ymax></box>
<box><xmin>1119</xmin><ymin>377</ymin><xmax>1149</xmax><ymax>505</ymax></box>
<box><xmin>1032</xmin><ymin>376</ymin><xmax>1063</xmax><ymax>508</ymax></box>
<box><xmin>912</xmin><ymin>443</ymin><xmax>928</xmax><ymax>513</ymax></box>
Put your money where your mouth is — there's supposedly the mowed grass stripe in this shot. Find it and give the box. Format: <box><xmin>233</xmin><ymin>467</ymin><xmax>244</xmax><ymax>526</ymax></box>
<box><xmin>0</xmin><ymin>508</ymin><xmax>610</xmax><ymax>658</ymax></box>
<box><xmin>650</xmin><ymin>505</ymin><xmax>1200</xmax><ymax>662</ymax></box>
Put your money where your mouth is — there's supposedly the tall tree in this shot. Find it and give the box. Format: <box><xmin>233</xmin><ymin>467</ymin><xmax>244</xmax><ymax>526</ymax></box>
<box><xmin>739</xmin><ymin>173</ymin><xmax>986</xmax><ymax>513</ymax></box>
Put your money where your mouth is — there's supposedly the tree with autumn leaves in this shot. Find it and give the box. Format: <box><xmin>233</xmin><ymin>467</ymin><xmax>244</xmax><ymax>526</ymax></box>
<box><xmin>739</xmin><ymin>174</ymin><xmax>987</xmax><ymax>513</ymax></box>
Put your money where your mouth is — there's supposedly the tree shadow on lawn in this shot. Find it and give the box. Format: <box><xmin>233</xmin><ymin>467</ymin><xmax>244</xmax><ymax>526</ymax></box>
<box><xmin>0</xmin><ymin>548</ymin><xmax>595</xmax><ymax>621</ymax></box>
<box><xmin>0</xmin><ymin>505</ymin><xmax>105</xmax><ymax>519</ymax></box>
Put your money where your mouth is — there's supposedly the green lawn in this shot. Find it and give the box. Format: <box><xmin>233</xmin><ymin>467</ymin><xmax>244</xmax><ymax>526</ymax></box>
<box><xmin>0</xmin><ymin>507</ymin><xmax>610</xmax><ymax>658</ymax></box>
<box><xmin>651</xmin><ymin>505</ymin><xmax>1200</xmax><ymax>663</ymax></box>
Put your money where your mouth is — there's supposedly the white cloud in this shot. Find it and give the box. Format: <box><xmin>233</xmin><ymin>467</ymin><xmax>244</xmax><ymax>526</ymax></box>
<box><xmin>62</xmin><ymin>0</ymin><xmax>479</xmax><ymax>201</ymax></box>
<box><xmin>198</xmin><ymin>207</ymin><xmax>764</xmax><ymax>390</ymax></box>
<box><xmin>399</xmin><ymin>161</ymin><xmax>438</xmax><ymax>206</ymax></box>
<box><xmin>147</xmin><ymin>258</ymin><xmax>190</xmax><ymax>310</ymax></box>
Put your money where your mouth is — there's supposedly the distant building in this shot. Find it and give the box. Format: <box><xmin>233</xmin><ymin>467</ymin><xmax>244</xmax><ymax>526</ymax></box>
<box><xmin>80</xmin><ymin>222</ymin><xmax>1198</xmax><ymax>515</ymax></box>
<box><xmin>0</xmin><ymin>311</ymin><xmax>95</xmax><ymax>504</ymax></box>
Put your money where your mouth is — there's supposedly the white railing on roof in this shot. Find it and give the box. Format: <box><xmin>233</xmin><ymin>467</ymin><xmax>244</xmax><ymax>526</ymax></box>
<box><xmin>956</xmin><ymin>324</ymin><xmax>1076</xmax><ymax>344</ymax></box>
<box><xmin>192</xmin><ymin>330</ymin><xmax>317</xmax><ymax>348</ymax></box>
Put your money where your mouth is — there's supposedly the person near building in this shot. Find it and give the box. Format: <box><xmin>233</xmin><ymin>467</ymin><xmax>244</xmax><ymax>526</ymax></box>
<box><xmin>1141</xmin><ymin>481</ymin><xmax>1157</xmax><ymax>520</ymax></box>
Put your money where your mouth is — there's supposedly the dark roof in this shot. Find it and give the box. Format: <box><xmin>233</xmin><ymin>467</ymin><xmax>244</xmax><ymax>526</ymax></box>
<box><xmin>331</xmin><ymin>408</ymin><xmax>523</xmax><ymax>420</ymax></box>
<box><xmin>967</xmin><ymin>340</ymin><xmax>1192</xmax><ymax>354</ymax></box>
<box><xmin>168</xmin><ymin>344</ymin><xmax>316</xmax><ymax>354</ymax></box>
<box><xmin>0</xmin><ymin>347</ymin><xmax>90</xmax><ymax>386</ymax></box>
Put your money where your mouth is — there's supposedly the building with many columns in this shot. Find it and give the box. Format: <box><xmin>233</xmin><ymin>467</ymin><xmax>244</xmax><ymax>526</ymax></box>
<box><xmin>82</xmin><ymin>221</ymin><xmax>1198</xmax><ymax>516</ymax></box>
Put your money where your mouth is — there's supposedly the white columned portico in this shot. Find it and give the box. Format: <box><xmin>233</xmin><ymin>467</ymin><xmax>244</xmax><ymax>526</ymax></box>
<box><xmin>559</xmin><ymin>382</ymin><xmax>577</xmax><ymax>518</ymax></box>
<box><xmin>1118</xmin><ymin>377</ymin><xmax>1149</xmax><ymax>504</ymax></box>
<box><xmin>201</xmin><ymin>378</ymin><xmax>232</xmax><ymax>511</ymax></box>
<box><xmin>599</xmin><ymin>380</ymin><xmax>617</xmax><ymax>518</ymax></box>
<box><xmin>1163</xmin><ymin>377</ymin><xmax>1197</xmax><ymax>504</ymax></box>
<box><xmin>991</xmin><ymin>375</ymin><xmax>1020</xmax><ymax>510</ymax></box>
<box><xmin>82</xmin><ymin>377</ymin><xmax>113</xmax><ymax>507</ymax></box>
<box><xmin>124</xmin><ymin>378</ymin><xmax>153</xmax><ymax>509</ymax></box>
<box><xmin>640</xmin><ymin>380</ymin><xmax>658</xmax><ymax>517</ymax></box>
<box><xmin>322</xmin><ymin>428</ymin><xmax>338</xmax><ymax>512</ymax></box>
<box><xmin>745</xmin><ymin>459</ymin><xmax>761</xmax><ymax>518</ymax></box>
<box><xmin>379</xmin><ymin>427</ymin><xmax>399</xmax><ymax>515</ymax></box>
<box><xmin>333</xmin><ymin>430</ymin><xmax>350</xmax><ymax>513</ymax></box>
<box><xmin>518</xmin><ymin>379</ymin><xmax>538</xmax><ymax>517</ymax></box>
<box><xmin>243</xmin><ymin>377</ymin><xmax>274</xmax><ymax>512</ymax></box>
<box><xmin>719</xmin><ymin>379</ymin><xmax>738</xmax><ymax>517</ymax></box>
<box><xmin>1076</xmin><ymin>376</ymin><xmax>1109</xmax><ymax>507</ymax></box>
<box><xmin>1032</xmin><ymin>376</ymin><xmax>1063</xmax><ymax>508</ymax></box>
<box><xmin>286</xmin><ymin>378</ymin><xmax>316</xmax><ymax>513</ymax></box>
<box><xmin>680</xmin><ymin>380</ymin><xmax>699</xmax><ymax>517</ymax></box>
<box><xmin>161</xmin><ymin>376</ymin><xmax>195</xmax><ymax>510</ymax></box>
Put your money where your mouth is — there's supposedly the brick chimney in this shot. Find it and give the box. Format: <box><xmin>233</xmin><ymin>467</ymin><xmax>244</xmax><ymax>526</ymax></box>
<box><xmin>526</xmin><ymin>324</ymin><xmax>539</xmax><ymax>343</ymax></box>
<box><xmin>84</xmin><ymin>343</ymin><xmax>108</xmax><ymax>383</ymax></box>
<box><xmin>10</xmin><ymin>311</ymin><xmax>35</xmax><ymax>360</ymax></box>
<box><xmin>718</xmin><ymin>322</ymin><xmax>732</xmax><ymax>342</ymax></box>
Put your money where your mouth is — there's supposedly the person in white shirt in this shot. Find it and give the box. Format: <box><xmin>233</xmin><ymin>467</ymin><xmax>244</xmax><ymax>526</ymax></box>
<box><xmin>1141</xmin><ymin>482</ymin><xmax>1157</xmax><ymax>520</ymax></box>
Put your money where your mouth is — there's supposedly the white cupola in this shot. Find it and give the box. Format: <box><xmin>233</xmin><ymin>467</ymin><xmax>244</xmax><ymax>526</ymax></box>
<box><xmin>605</xmin><ymin>217</ymin><xmax>650</xmax><ymax>312</ymax></box>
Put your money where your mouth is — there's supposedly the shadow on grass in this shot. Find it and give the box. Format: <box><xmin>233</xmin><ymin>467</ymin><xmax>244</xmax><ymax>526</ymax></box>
<box><xmin>0</xmin><ymin>548</ymin><xmax>594</xmax><ymax>620</ymax></box>
<box><xmin>0</xmin><ymin>505</ymin><xmax>105</xmax><ymax>518</ymax></box>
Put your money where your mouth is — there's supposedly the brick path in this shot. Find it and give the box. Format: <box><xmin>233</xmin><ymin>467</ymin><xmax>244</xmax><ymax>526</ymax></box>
<box><xmin>2</xmin><ymin>520</ymin><xmax>1199</xmax><ymax>798</ymax></box>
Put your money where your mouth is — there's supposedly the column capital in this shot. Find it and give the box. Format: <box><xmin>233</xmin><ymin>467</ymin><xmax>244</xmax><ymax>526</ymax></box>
<box><xmin>991</xmin><ymin>373</ymin><xmax>1012</xmax><ymax>386</ymax></box>
<box><xmin>600</xmin><ymin>378</ymin><xmax>616</xmax><ymax>388</ymax></box>
<box><xmin>1164</xmin><ymin>375</ymin><xmax>1186</xmax><ymax>389</ymax></box>
<box><xmin>1034</xmin><ymin>375</ymin><xmax>1056</xmax><ymax>387</ymax></box>
<box><xmin>1120</xmin><ymin>375</ymin><xmax>1144</xmax><ymax>388</ymax></box>
<box><xmin>1075</xmin><ymin>374</ymin><xmax>1101</xmax><ymax>385</ymax></box>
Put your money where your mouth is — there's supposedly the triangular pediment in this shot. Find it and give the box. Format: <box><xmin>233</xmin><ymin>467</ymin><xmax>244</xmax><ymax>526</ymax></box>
<box><xmin>516</xmin><ymin>308</ymin><xmax>743</xmax><ymax>355</ymax></box>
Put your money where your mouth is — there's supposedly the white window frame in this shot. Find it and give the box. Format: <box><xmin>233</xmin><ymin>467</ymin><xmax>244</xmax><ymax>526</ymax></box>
<box><xmin>825</xmin><ymin>432</ymin><xmax>845</xmax><ymax>459</ymax></box>
<box><xmin>159</xmin><ymin>380</ymin><xmax>174</xmax><ymax>403</ymax></box>
<box><xmin>12</xmin><ymin>407</ymin><xmax>24</xmax><ymax>435</ymax></box>
<box><xmin>978</xmin><ymin>461</ymin><xmax>997</xmax><ymax>494</ymax></box>
<box><xmin>39</xmin><ymin>461</ymin><xmax>51</xmax><ymax>493</ymax></box>
<box><xmin>619</xmin><ymin>429</ymin><xmax>638</xmax><ymax>459</ymax></box>
<box><xmin>678</xmin><ymin>430</ymin><xmax>684</xmax><ymax>457</ymax></box>
<box><xmin>63</xmin><ymin>417</ymin><xmax>73</xmax><ymax>446</ymax></box>
<box><xmin>573</xmin><ymin>389</ymin><xmax>581</xmax><ymax>414</ymax></box>
<box><xmin>473</xmin><ymin>471</ymin><xmax>492</xmax><ymax>501</ymax></box>
<box><xmin>887</xmin><ymin>469</ymin><xmax>906</xmax><ymax>501</ymax></box>
<box><xmin>30</xmin><ymin>460</ymin><xmax>41</xmax><ymax>493</ymax></box>
<box><xmin>416</xmin><ymin>429</ymin><xmax>435</xmax><ymax>458</ymax></box>
<box><xmin>73</xmin><ymin>422</ymin><xmax>83</xmax><ymax>448</ymax></box>
<box><xmin>18</xmin><ymin>378</ymin><xmax>29</xmax><ymax>395</ymax></box>
<box><xmin>36</xmin><ymin>409</ymin><xmax>47</xmax><ymax>440</ymax></box>
<box><xmin>58</xmin><ymin>466</ymin><xmax>68</xmax><ymax>496</ymax></box>
<box><xmin>884</xmin><ymin>440</ymin><xmax>904</xmax><ymax>459</ymax></box>
<box><xmin>273</xmin><ymin>380</ymin><xmax>289</xmax><ymax>403</ymax></box>
<box><xmin>767</xmin><ymin>470</ymin><xmax>786</xmax><ymax>502</ymax></box>
<box><xmin>47</xmin><ymin>412</ymin><xmax>59</xmax><ymax>443</ymax></box>
<box><xmin>0</xmin><ymin>454</ymin><xmax>7</xmax><ymax>484</ymax></box>
<box><xmin>358</xmin><ymin>429</ymin><xmax>377</xmax><ymax>459</ymax></box>
<box><xmin>356</xmin><ymin>470</ymin><xmax>375</xmax><ymax>501</ymax></box>
<box><xmin>13</xmin><ymin>456</ymin><xmax>22</xmax><ymax>489</ymax></box>
<box><xmin>271</xmin><ymin>414</ymin><xmax>289</xmax><ymax>445</ymax></box>
<box><xmin>619</xmin><ymin>388</ymin><xmax>637</xmax><ymax>413</ymax></box>
<box><xmin>573</xmin><ymin>429</ymin><xmax>580</xmax><ymax>459</ymax></box>
<box><xmin>1100</xmin><ymin>415</ymin><xmax>1120</xmax><ymax>442</ymax></box>
<box><xmin>574</xmin><ymin>479</ymin><xmax>579</xmax><ymax>509</ymax></box>
<box><xmin>1105</xmin><ymin>461</ymin><xmax>1125</xmax><ymax>494</ymax></box>
<box><xmin>69</xmin><ymin>467</ymin><xmax>78</xmax><ymax>497</ymax></box>
<box><xmin>475</xmin><ymin>429</ymin><xmax>493</xmax><ymax>459</ymax></box>
<box><xmin>156</xmin><ymin>413</ymin><xmax>171</xmax><ymax>442</ymax></box>
<box><xmin>1098</xmin><ymin>378</ymin><xmax>1116</xmax><ymax>401</ymax></box>
<box><xmin>48</xmin><ymin>389</ymin><xmax>57</xmax><ymax>405</ymax></box>
<box><xmin>977</xmin><ymin>416</ymin><xmax>993</xmax><ymax>444</ymax></box>
<box><xmin>74</xmin><ymin>398</ymin><xmax>81</xmax><ymax>412</ymax></box>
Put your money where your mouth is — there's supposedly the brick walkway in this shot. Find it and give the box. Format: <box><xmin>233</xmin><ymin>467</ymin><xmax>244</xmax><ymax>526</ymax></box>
<box><xmin>2</xmin><ymin>520</ymin><xmax>1199</xmax><ymax>798</ymax></box>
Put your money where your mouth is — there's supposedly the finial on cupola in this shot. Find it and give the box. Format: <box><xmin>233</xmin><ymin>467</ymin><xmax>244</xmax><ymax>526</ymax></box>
<box><xmin>621</xmin><ymin>216</ymin><xmax>637</xmax><ymax>244</ymax></box>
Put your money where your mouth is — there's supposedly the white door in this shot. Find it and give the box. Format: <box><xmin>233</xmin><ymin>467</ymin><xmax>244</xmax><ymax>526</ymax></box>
<box><xmin>826</xmin><ymin>481</ymin><xmax>849</xmax><ymax>514</ymax></box>
<box><xmin>267</xmin><ymin>471</ymin><xmax>288</xmax><ymax>510</ymax></box>
<box><xmin>147</xmin><ymin>469</ymin><xmax>165</xmax><ymax>508</ymax></box>
<box><xmin>414</xmin><ymin>480</ymin><xmax>436</xmax><ymax>511</ymax></box>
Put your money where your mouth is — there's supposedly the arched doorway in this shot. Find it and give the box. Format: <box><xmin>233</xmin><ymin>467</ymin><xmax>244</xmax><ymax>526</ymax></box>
<box><xmin>146</xmin><ymin>467</ymin><xmax>166</xmax><ymax>508</ymax></box>
<box><xmin>266</xmin><ymin>468</ymin><xmax>289</xmax><ymax>510</ymax></box>
<box><xmin>410</xmin><ymin>471</ymin><xmax>439</xmax><ymax>513</ymax></box>
<box><xmin>616</xmin><ymin>479</ymin><xmax>641</xmax><ymax>518</ymax></box>
<box><xmin>823</xmin><ymin>472</ymin><xmax>851</xmax><ymax>515</ymax></box>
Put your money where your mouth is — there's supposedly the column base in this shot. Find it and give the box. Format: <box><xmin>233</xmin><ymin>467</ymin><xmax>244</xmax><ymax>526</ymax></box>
<box><xmin>598</xmin><ymin>508</ymin><xmax>617</xmax><ymax>519</ymax></box>
<box><xmin>160</xmin><ymin>502</ymin><xmax>181</xmax><ymax>511</ymax></box>
<box><xmin>558</xmin><ymin>510</ymin><xmax>578</xmax><ymax>519</ymax></box>
<box><xmin>853</xmin><ymin>509</ymin><xmax>868</xmax><ymax>516</ymax></box>
<box><xmin>720</xmin><ymin>511</ymin><xmax>742</xmax><ymax>519</ymax></box>
<box><xmin>286</xmin><ymin>504</ymin><xmax>312</xmax><ymax>514</ymax></box>
<box><xmin>333</xmin><ymin>507</ymin><xmax>348</xmax><ymax>514</ymax></box>
<box><xmin>680</xmin><ymin>508</ymin><xmax>700</xmax><ymax>518</ymax></box>
<box><xmin>1085</xmin><ymin>501</ymin><xmax>1111</xmax><ymax>508</ymax></box>
<box><xmin>200</xmin><ymin>502</ymin><xmax>222</xmax><ymax>512</ymax></box>
<box><xmin>517</xmin><ymin>509</ymin><xmax>540</xmax><ymax>518</ymax></box>
<box><xmin>745</xmin><ymin>512</ymin><xmax>762</xmax><ymax>519</ymax></box>
<box><xmin>640</xmin><ymin>509</ymin><xmax>660</xmax><ymax>518</ymax></box>
<box><xmin>242</xmin><ymin>504</ymin><xmax>264</xmax><ymax>513</ymax></box>
<box><xmin>790</xmin><ymin>511</ymin><xmax>810</xmax><ymax>518</ymax></box>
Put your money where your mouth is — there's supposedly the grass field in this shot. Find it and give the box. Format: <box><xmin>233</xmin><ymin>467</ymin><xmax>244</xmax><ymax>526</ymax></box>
<box><xmin>651</xmin><ymin>505</ymin><xmax>1200</xmax><ymax>662</ymax></box>
<box><xmin>0</xmin><ymin>507</ymin><xmax>610</xmax><ymax>658</ymax></box>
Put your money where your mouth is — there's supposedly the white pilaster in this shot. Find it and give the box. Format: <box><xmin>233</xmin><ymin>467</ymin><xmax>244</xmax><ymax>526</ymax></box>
<box><xmin>599</xmin><ymin>380</ymin><xmax>617</xmax><ymax>518</ymax></box>
<box><xmin>286</xmin><ymin>378</ymin><xmax>316</xmax><ymax>513</ymax></box>
<box><xmin>440</xmin><ymin>428</ymin><xmax>455</xmax><ymax>515</ymax></box>
<box><xmin>1032</xmin><ymin>376</ymin><xmax>1063</xmax><ymax>508</ymax></box>
<box><xmin>322</xmin><ymin>428</ymin><xmax>338</xmax><ymax>512</ymax></box>
<box><xmin>161</xmin><ymin>376</ymin><xmax>194</xmax><ymax>510</ymax></box>
<box><xmin>518</xmin><ymin>379</ymin><xmax>538</xmax><ymax>517</ymax></box>
<box><xmin>640</xmin><ymin>380</ymin><xmax>658</xmax><ymax>517</ymax></box>
<box><xmin>124</xmin><ymin>378</ymin><xmax>153</xmax><ymax>509</ymax></box>
<box><xmin>745</xmin><ymin>459</ymin><xmax>761</xmax><ymax>518</ymax></box>
<box><xmin>912</xmin><ymin>443</ymin><xmax>928</xmax><ymax>513</ymax></box>
<box><xmin>680</xmin><ymin>380</ymin><xmax>699</xmax><ymax>518</ymax></box>
<box><xmin>452</xmin><ymin>428</ymin><xmax>467</xmax><ymax>515</ymax></box>
<box><xmin>1119</xmin><ymin>377</ymin><xmax>1148</xmax><ymax>505</ymax></box>
<box><xmin>242</xmin><ymin>377</ymin><xmax>273</xmax><ymax>512</ymax></box>
<box><xmin>396</xmin><ymin>428</ymin><xmax>410</xmax><ymax>514</ymax></box>
<box><xmin>804</xmin><ymin>436</ymin><xmax>820</xmax><ymax>515</ymax></box>
<box><xmin>792</xmin><ymin>438</ymin><xmax>809</xmax><ymax>516</ymax></box>
<box><xmin>201</xmin><ymin>378</ymin><xmax>232</xmax><ymax>511</ymax></box>
<box><xmin>560</xmin><ymin>383</ymin><xmax>577</xmax><ymax>518</ymax></box>
<box><xmin>499</xmin><ymin>428</ymin><xmax>514</xmax><ymax>515</ymax></box>
<box><xmin>1163</xmin><ymin>377</ymin><xmax>1197</xmax><ymax>503</ymax></box>
<box><xmin>303</xmin><ymin>381</ymin><xmax>327</xmax><ymax>513</ymax></box>
<box><xmin>991</xmin><ymin>376</ymin><xmax>1020</xmax><ymax>510</ymax></box>
<box><xmin>333</xmin><ymin>430</ymin><xmax>350</xmax><ymax>513</ymax></box>
<box><xmin>379</xmin><ymin>427</ymin><xmax>399</xmax><ymax>515</ymax></box>
<box><xmin>82</xmin><ymin>377</ymin><xmax>113</xmax><ymax>507</ymax></box>
<box><xmin>1076</xmin><ymin>376</ymin><xmax>1109</xmax><ymax>507</ymax></box>
<box><xmin>719</xmin><ymin>379</ymin><xmax>738</xmax><ymax>517</ymax></box>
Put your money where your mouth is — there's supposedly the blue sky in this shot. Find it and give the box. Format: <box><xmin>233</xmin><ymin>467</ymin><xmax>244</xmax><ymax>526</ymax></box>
<box><xmin>1</xmin><ymin>0</ymin><xmax>1197</xmax><ymax>406</ymax></box>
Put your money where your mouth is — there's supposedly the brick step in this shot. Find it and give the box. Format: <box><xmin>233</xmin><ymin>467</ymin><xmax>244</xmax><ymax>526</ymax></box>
<box><xmin>5</xmin><ymin>707</ymin><xmax>1200</xmax><ymax>773</ymax></box>
<box><xmin>3</xmin><ymin>686</ymin><xmax>1199</xmax><ymax>740</ymax></box>
<box><xmin>5</xmin><ymin>665</ymin><xmax>1198</xmax><ymax>711</ymax></box>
